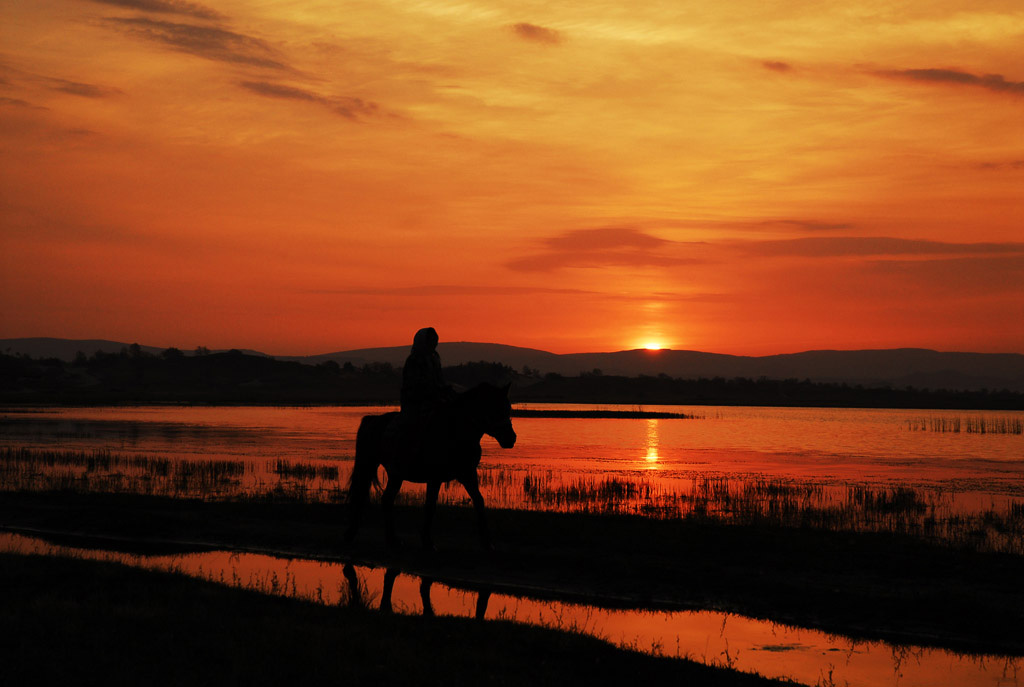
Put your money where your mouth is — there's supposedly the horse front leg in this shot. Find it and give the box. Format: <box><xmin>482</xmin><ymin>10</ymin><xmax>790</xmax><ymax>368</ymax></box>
<box><xmin>381</xmin><ymin>474</ymin><xmax>404</xmax><ymax>548</ymax></box>
<box><xmin>422</xmin><ymin>480</ymin><xmax>441</xmax><ymax>551</ymax></box>
<box><xmin>460</xmin><ymin>472</ymin><xmax>491</xmax><ymax>551</ymax></box>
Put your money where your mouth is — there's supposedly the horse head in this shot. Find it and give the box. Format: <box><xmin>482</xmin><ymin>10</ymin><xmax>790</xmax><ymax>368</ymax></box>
<box><xmin>477</xmin><ymin>382</ymin><xmax>516</xmax><ymax>449</ymax></box>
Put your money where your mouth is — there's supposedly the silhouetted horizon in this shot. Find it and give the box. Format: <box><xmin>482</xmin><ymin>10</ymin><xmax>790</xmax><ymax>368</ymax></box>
<box><xmin>4</xmin><ymin>336</ymin><xmax>1024</xmax><ymax>393</ymax></box>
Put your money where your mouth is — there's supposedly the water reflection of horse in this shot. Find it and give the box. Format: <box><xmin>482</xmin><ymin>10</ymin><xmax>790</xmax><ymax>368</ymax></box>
<box><xmin>343</xmin><ymin>564</ymin><xmax>491</xmax><ymax>619</ymax></box>
<box><xmin>344</xmin><ymin>382</ymin><xmax>517</xmax><ymax>550</ymax></box>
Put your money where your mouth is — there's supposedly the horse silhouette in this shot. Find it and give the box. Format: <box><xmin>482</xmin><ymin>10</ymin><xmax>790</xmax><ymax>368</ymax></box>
<box><xmin>344</xmin><ymin>382</ymin><xmax>516</xmax><ymax>550</ymax></box>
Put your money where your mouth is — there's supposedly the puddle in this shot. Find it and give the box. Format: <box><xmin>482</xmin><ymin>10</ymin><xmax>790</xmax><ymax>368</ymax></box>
<box><xmin>3</xmin><ymin>532</ymin><xmax>1019</xmax><ymax>686</ymax></box>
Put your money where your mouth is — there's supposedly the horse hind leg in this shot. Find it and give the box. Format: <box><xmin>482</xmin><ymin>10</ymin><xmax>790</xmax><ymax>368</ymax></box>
<box><xmin>381</xmin><ymin>474</ymin><xmax>404</xmax><ymax>548</ymax></box>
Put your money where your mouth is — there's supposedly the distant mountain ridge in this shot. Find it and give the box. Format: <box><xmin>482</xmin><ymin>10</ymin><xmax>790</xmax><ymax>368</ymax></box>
<box><xmin>3</xmin><ymin>337</ymin><xmax>1023</xmax><ymax>392</ymax></box>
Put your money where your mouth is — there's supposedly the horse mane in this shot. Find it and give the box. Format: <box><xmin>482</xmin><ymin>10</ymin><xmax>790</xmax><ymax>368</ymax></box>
<box><xmin>452</xmin><ymin>382</ymin><xmax>501</xmax><ymax>408</ymax></box>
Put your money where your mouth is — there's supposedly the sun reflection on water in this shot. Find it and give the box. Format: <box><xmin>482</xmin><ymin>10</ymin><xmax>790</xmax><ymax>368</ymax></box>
<box><xmin>643</xmin><ymin>418</ymin><xmax>659</xmax><ymax>468</ymax></box>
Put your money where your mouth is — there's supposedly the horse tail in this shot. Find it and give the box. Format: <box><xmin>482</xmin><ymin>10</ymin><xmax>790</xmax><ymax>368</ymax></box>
<box><xmin>344</xmin><ymin>413</ymin><xmax>391</xmax><ymax>543</ymax></box>
<box><xmin>350</xmin><ymin>414</ymin><xmax>386</xmax><ymax>495</ymax></box>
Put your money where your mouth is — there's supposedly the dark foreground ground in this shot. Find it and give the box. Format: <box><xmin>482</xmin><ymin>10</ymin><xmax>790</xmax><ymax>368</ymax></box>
<box><xmin>2</xmin><ymin>491</ymin><xmax>1022</xmax><ymax>672</ymax></box>
<box><xmin>1</xmin><ymin>554</ymin><xmax>793</xmax><ymax>687</ymax></box>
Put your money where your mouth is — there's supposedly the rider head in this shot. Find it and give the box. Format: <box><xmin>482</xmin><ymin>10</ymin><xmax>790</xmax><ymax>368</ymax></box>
<box><xmin>411</xmin><ymin>327</ymin><xmax>439</xmax><ymax>353</ymax></box>
<box><xmin>401</xmin><ymin>327</ymin><xmax>447</xmax><ymax>415</ymax></box>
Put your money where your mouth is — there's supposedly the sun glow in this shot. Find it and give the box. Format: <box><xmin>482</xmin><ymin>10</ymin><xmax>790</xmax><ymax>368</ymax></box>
<box><xmin>644</xmin><ymin>342</ymin><xmax>663</xmax><ymax>351</ymax></box>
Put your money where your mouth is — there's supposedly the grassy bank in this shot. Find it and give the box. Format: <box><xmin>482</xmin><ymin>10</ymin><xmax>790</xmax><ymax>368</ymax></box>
<box><xmin>6</xmin><ymin>447</ymin><xmax>1023</xmax><ymax>555</ymax></box>
<box><xmin>0</xmin><ymin>553</ymin><xmax>792</xmax><ymax>686</ymax></box>
<box><xmin>2</xmin><ymin>490</ymin><xmax>1021</xmax><ymax>656</ymax></box>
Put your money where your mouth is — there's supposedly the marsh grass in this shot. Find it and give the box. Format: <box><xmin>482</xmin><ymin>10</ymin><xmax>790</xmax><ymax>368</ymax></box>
<box><xmin>906</xmin><ymin>415</ymin><xmax>1024</xmax><ymax>434</ymax></box>
<box><xmin>272</xmin><ymin>459</ymin><xmax>339</xmax><ymax>481</ymax></box>
<box><xmin>0</xmin><ymin>447</ymin><xmax>347</xmax><ymax>503</ymax></box>
<box><xmin>476</xmin><ymin>468</ymin><xmax>1024</xmax><ymax>554</ymax></box>
<box><xmin>4</xmin><ymin>446</ymin><xmax>1024</xmax><ymax>554</ymax></box>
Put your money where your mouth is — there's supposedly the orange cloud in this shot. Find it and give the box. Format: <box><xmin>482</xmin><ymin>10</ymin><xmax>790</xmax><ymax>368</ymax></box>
<box><xmin>238</xmin><ymin>81</ymin><xmax>381</xmax><ymax>119</ymax></box>
<box><xmin>506</xmin><ymin>228</ymin><xmax>705</xmax><ymax>272</ymax></box>
<box><xmin>86</xmin><ymin>0</ymin><xmax>222</xmax><ymax>20</ymax></box>
<box><xmin>741</xmin><ymin>237</ymin><xmax>1024</xmax><ymax>258</ymax></box>
<box><xmin>105</xmin><ymin>17</ymin><xmax>290</xmax><ymax>69</ymax></box>
<box><xmin>876</xmin><ymin>68</ymin><xmax>1024</xmax><ymax>96</ymax></box>
<box><xmin>511</xmin><ymin>23</ymin><xmax>563</xmax><ymax>45</ymax></box>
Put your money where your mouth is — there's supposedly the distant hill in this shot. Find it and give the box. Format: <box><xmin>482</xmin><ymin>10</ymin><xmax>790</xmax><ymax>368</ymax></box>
<box><xmin>3</xmin><ymin>337</ymin><xmax>1023</xmax><ymax>392</ymax></box>
<box><xmin>298</xmin><ymin>344</ymin><xmax>1024</xmax><ymax>392</ymax></box>
<box><xmin>552</xmin><ymin>348</ymin><xmax>1024</xmax><ymax>392</ymax></box>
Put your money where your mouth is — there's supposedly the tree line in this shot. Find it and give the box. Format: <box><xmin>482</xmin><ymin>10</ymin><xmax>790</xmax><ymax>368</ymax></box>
<box><xmin>1</xmin><ymin>349</ymin><xmax>1022</xmax><ymax>409</ymax></box>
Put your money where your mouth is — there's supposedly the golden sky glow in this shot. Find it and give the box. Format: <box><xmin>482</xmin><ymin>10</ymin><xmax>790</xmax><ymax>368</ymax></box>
<box><xmin>1</xmin><ymin>0</ymin><xmax>1022</xmax><ymax>354</ymax></box>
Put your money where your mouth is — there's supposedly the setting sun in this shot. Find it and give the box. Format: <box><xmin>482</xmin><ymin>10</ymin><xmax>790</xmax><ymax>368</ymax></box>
<box><xmin>644</xmin><ymin>343</ymin><xmax>663</xmax><ymax>351</ymax></box>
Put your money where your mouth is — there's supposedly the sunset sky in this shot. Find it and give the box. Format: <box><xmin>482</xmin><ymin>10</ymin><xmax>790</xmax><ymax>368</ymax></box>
<box><xmin>1</xmin><ymin>0</ymin><xmax>1022</xmax><ymax>355</ymax></box>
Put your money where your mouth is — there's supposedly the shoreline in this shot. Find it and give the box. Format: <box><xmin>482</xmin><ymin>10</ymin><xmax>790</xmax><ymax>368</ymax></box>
<box><xmin>2</xmin><ymin>490</ymin><xmax>1021</xmax><ymax>657</ymax></box>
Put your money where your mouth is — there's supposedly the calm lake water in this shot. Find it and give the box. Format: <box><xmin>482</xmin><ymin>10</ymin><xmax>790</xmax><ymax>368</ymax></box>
<box><xmin>3</xmin><ymin>406</ymin><xmax>1023</xmax><ymax>684</ymax></box>
<box><xmin>3</xmin><ymin>403</ymin><xmax>1022</xmax><ymax>505</ymax></box>
<box><xmin>2</xmin><ymin>531</ymin><xmax>1018</xmax><ymax>687</ymax></box>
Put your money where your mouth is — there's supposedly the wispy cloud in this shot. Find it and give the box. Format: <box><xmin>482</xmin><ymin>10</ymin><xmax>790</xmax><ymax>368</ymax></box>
<box><xmin>308</xmin><ymin>284</ymin><xmax>733</xmax><ymax>305</ymax></box>
<box><xmin>106</xmin><ymin>17</ymin><xmax>290</xmax><ymax>70</ymax></box>
<box><xmin>238</xmin><ymin>81</ymin><xmax>380</xmax><ymax>119</ymax></box>
<box><xmin>876</xmin><ymin>68</ymin><xmax>1024</xmax><ymax>97</ymax></box>
<box><xmin>543</xmin><ymin>227</ymin><xmax>669</xmax><ymax>251</ymax></box>
<box><xmin>86</xmin><ymin>0</ymin><xmax>222</xmax><ymax>21</ymax></box>
<box><xmin>865</xmin><ymin>256</ymin><xmax>1024</xmax><ymax>296</ymax></box>
<box><xmin>511</xmin><ymin>23</ymin><xmax>563</xmax><ymax>45</ymax></box>
<box><xmin>309</xmin><ymin>285</ymin><xmax>598</xmax><ymax>296</ymax></box>
<box><xmin>47</xmin><ymin>77</ymin><xmax>121</xmax><ymax>98</ymax></box>
<box><xmin>760</xmin><ymin>219</ymin><xmax>852</xmax><ymax>232</ymax></box>
<box><xmin>0</xmin><ymin>96</ymin><xmax>46</xmax><ymax>109</ymax></box>
<box><xmin>0</xmin><ymin>61</ymin><xmax>121</xmax><ymax>98</ymax></box>
<box><xmin>743</xmin><ymin>236</ymin><xmax>1024</xmax><ymax>257</ymax></box>
<box><xmin>507</xmin><ymin>227</ymin><xmax>703</xmax><ymax>272</ymax></box>
<box><xmin>762</xmin><ymin>61</ymin><xmax>791</xmax><ymax>72</ymax></box>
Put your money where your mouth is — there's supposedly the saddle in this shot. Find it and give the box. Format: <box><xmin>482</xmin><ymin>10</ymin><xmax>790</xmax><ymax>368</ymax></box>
<box><xmin>386</xmin><ymin>405</ymin><xmax>450</xmax><ymax>463</ymax></box>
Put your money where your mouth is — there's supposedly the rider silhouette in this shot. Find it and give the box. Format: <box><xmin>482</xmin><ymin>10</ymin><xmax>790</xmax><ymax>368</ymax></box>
<box><xmin>400</xmin><ymin>327</ymin><xmax>454</xmax><ymax>419</ymax></box>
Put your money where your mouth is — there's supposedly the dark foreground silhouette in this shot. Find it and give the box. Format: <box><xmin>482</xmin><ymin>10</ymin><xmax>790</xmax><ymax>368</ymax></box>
<box><xmin>345</xmin><ymin>382</ymin><xmax>516</xmax><ymax>550</ymax></box>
